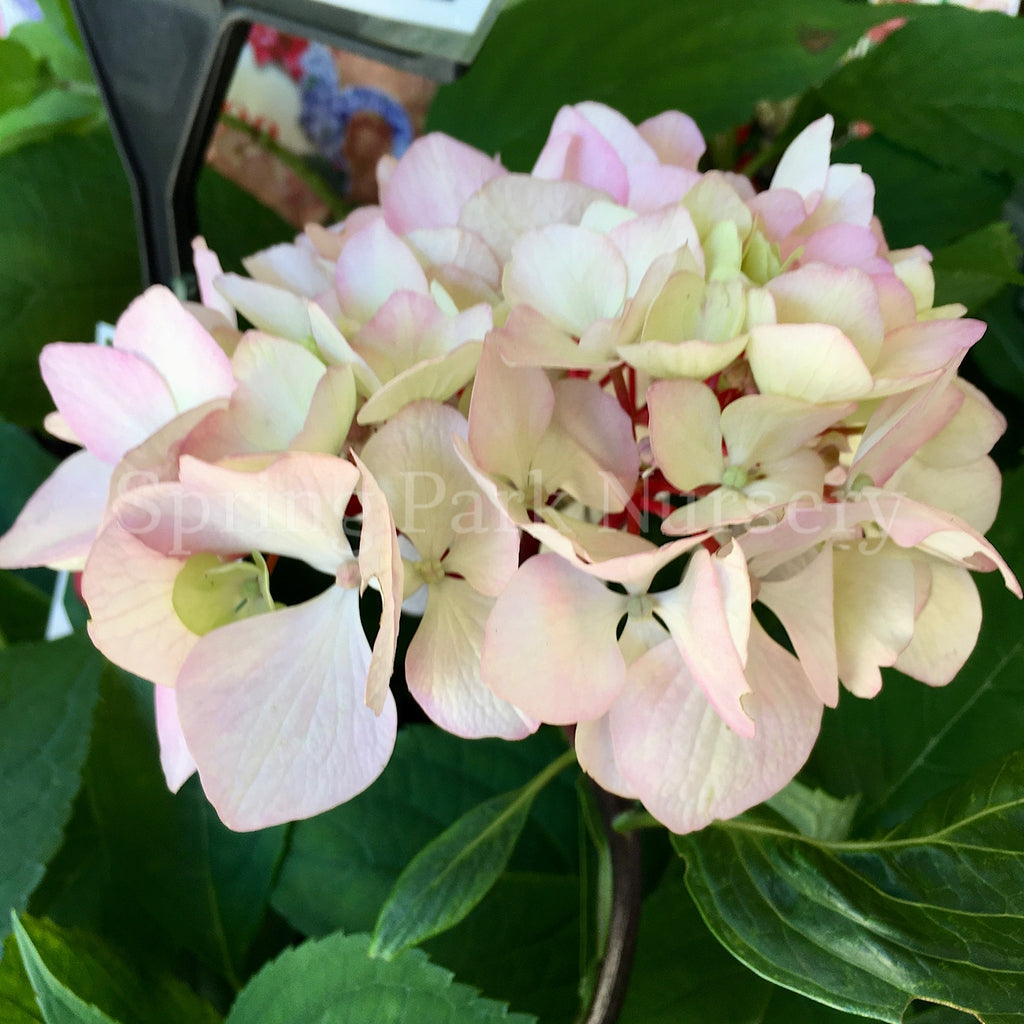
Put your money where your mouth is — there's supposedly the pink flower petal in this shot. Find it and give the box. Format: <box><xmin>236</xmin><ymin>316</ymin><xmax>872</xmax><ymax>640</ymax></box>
<box><xmin>382</xmin><ymin>132</ymin><xmax>505</xmax><ymax>233</ymax></box>
<box><xmin>575</xmin><ymin>714</ymin><xmax>638</xmax><ymax>799</ymax></box>
<box><xmin>192</xmin><ymin>238</ymin><xmax>237</xmax><ymax>328</ymax></box>
<box><xmin>637</xmin><ymin>110</ymin><xmax>706</xmax><ymax>169</ymax></box>
<box><xmin>176</xmin><ymin>587</ymin><xmax>397</xmax><ymax>829</ymax></box>
<box><xmin>154</xmin><ymin>686</ymin><xmax>196</xmax><ymax>792</ymax></box>
<box><xmin>770</xmin><ymin>115</ymin><xmax>833</xmax><ymax>199</ymax></box>
<box><xmin>610</xmin><ymin>625</ymin><xmax>822</xmax><ymax>833</ymax></box>
<box><xmin>534</xmin><ymin>121</ymin><xmax>629</xmax><ymax>204</ymax></box>
<box><xmin>407</xmin><ymin>577</ymin><xmax>535</xmax><ymax>739</ymax></box>
<box><xmin>481</xmin><ymin>552</ymin><xmax>628</xmax><ymax>724</ymax></box>
<box><xmin>40</xmin><ymin>343</ymin><xmax>177</xmax><ymax>463</ymax></box>
<box><xmin>0</xmin><ymin>449</ymin><xmax>112</xmax><ymax>570</ymax></box>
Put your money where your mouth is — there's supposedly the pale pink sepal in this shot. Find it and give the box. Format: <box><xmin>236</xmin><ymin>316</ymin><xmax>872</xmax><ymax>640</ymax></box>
<box><xmin>575</xmin><ymin>715</ymin><xmax>639</xmax><ymax>800</ymax></box>
<box><xmin>407</xmin><ymin>577</ymin><xmax>536</xmax><ymax>740</ymax></box>
<box><xmin>40</xmin><ymin>343</ymin><xmax>177</xmax><ymax>464</ymax></box>
<box><xmin>382</xmin><ymin>132</ymin><xmax>505</xmax><ymax>233</ymax></box>
<box><xmin>770</xmin><ymin>115</ymin><xmax>833</xmax><ymax>198</ymax></box>
<box><xmin>154</xmin><ymin>686</ymin><xmax>197</xmax><ymax>793</ymax></box>
<box><xmin>0</xmin><ymin>450</ymin><xmax>111</xmax><ymax>571</ymax></box>
<box><xmin>176</xmin><ymin>587</ymin><xmax>398</xmax><ymax>830</ymax></box>
<box><xmin>637</xmin><ymin>110</ymin><xmax>705</xmax><ymax>169</ymax></box>
<box><xmin>192</xmin><ymin>238</ymin><xmax>237</xmax><ymax>328</ymax></box>
<box><xmin>216</xmin><ymin>274</ymin><xmax>312</xmax><ymax>340</ymax></box>
<box><xmin>481</xmin><ymin>552</ymin><xmax>628</xmax><ymax>725</ymax></box>
<box><xmin>610</xmin><ymin>626</ymin><xmax>822</xmax><ymax>834</ymax></box>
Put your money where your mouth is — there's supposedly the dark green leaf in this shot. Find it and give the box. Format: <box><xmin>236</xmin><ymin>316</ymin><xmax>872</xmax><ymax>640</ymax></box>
<box><xmin>226</xmin><ymin>931</ymin><xmax>536</xmax><ymax>1024</ymax></box>
<box><xmin>9</xmin><ymin>914</ymin><xmax>221</xmax><ymax>1024</ymax></box>
<box><xmin>620</xmin><ymin>865</ymin><xmax>862</xmax><ymax>1023</ymax></box>
<box><xmin>272</xmin><ymin>725</ymin><xmax>578</xmax><ymax>936</ymax></box>
<box><xmin>0</xmin><ymin>88</ymin><xmax>103</xmax><ymax>157</ymax></box>
<box><xmin>969</xmin><ymin>286</ymin><xmax>1024</xmax><ymax>404</ymax></box>
<box><xmin>196</xmin><ymin>166</ymin><xmax>292</xmax><ymax>276</ymax></box>
<box><xmin>0</xmin><ymin>572</ymin><xmax>52</xmax><ymax>647</ymax></box>
<box><xmin>0</xmin><ymin>129</ymin><xmax>140</xmax><ymax>426</ymax></box>
<box><xmin>675</xmin><ymin>750</ymin><xmax>1024</xmax><ymax>1021</ymax></box>
<box><xmin>806</xmin><ymin>463</ymin><xmax>1024</xmax><ymax>831</ymax></box>
<box><xmin>820</xmin><ymin>7</ymin><xmax>1024</xmax><ymax>177</ymax></box>
<box><xmin>933</xmin><ymin>223</ymin><xmax>1024</xmax><ymax>312</ymax></box>
<box><xmin>0</xmin><ymin>39</ymin><xmax>42</xmax><ymax>115</ymax></box>
<box><xmin>370</xmin><ymin>748</ymin><xmax>575</xmax><ymax>959</ymax></box>
<box><xmin>0</xmin><ymin>634</ymin><xmax>102</xmax><ymax>941</ymax></box>
<box><xmin>422</xmin><ymin>873</ymin><xmax>580</xmax><ymax>1024</ymax></box>
<box><xmin>80</xmin><ymin>670</ymin><xmax>286</xmax><ymax>987</ymax></box>
<box><xmin>834</xmin><ymin>134</ymin><xmax>1013</xmax><ymax>253</ymax></box>
<box><xmin>764</xmin><ymin>778</ymin><xmax>858</xmax><ymax>842</ymax></box>
<box><xmin>428</xmin><ymin>0</ymin><xmax>893</xmax><ymax>170</ymax></box>
<box><xmin>0</xmin><ymin>421</ymin><xmax>56</xmax><ymax>529</ymax></box>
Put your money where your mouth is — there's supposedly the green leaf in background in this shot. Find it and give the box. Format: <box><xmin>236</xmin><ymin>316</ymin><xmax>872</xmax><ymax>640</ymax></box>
<box><xmin>833</xmin><ymin>134</ymin><xmax>1014</xmax><ymax>253</ymax></box>
<box><xmin>7</xmin><ymin>914</ymin><xmax>222</xmax><ymax>1024</ymax></box>
<box><xmin>272</xmin><ymin>725</ymin><xmax>578</xmax><ymax>936</ymax></box>
<box><xmin>0</xmin><ymin>129</ymin><xmax>139</xmax><ymax>427</ymax></box>
<box><xmin>0</xmin><ymin>89</ymin><xmax>104</xmax><ymax>158</ymax></box>
<box><xmin>0</xmin><ymin>39</ymin><xmax>43</xmax><ymax>115</ymax></box>
<box><xmin>970</xmin><ymin>286</ymin><xmax>1024</xmax><ymax>405</ymax></box>
<box><xmin>675</xmin><ymin>750</ymin><xmax>1024</xmax><ymax>1021</ymax></box>
<box><xmin>620</xmin><ymin>864</ymin><xmax>864</xmax><ymax>1024</ymax></box>
<box><xmin>370</xmin><ymin>748</ymin><xmax>576</xmax><ymax>959</ymax></box>
<box><xmin>75</xmin><ymin>670</ymin><xmax>286</xmax><ymax>987</ymax></box>
<box><xmin>763</xmin><ymin>778</ymin><xmax>858</xmax><ymax>842</ymax></box>
<box><xmin>820</xmin><ymin>7</ymin><xmax>1024</xmax><ymax>178</ymax></box>
<box><xmin>933</xmin><ymin>223</ymin><xmax>1024</xmax><ymax>313</ymax></box>
<box><xmin>806</xmin><ymin>464</ymin><xmax>1024</xmax><ymax>832</ymax></box>
<box><xmin>428</xmin><ymin>0</ymin><xmax>893</xmax><ymax>170</ymax></box>
<box><xmin>0</xmin><ymin>634</ymin><xmax>102</xmax><ymax>942</ymax></box>
<box><xmin>226</xmin><ymin>931</ymin><xmax>536</xmax><ymax>1024</ymax></box>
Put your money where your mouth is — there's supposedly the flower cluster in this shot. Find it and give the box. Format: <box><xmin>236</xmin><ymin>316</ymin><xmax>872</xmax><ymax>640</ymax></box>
<box><xmin>1</xmin><ymin>103</ymin><xmax>1016</xmax><ymax>832</ymax></box>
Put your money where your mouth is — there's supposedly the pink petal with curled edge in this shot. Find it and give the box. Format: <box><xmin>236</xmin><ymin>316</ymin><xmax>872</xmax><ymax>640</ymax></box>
<box><xmin>154</xmin><ymin>686</ymin><xmax>196</xmax><ymax>793</ymax></box>
<box><xmin>83</xmin><ymin>509</ymin><xmax>198</xmax><ymax>687</ymax></box>
<box><xmin>0</xmin><ymin>449</ymin><xmax>112</xmax><ymax>571</ymax></box>
<box><xmin>770</xmin><ymin>115</ymin><xmax>833</xmax><ymax>199</ymax></box>
<box><xmin>654</xmin><ymin>544</ymin><xmax>755</xmax><ymax>738</ymax></box>
<box><xmin>894</xmin><ymin>562</ymin><xmax>981</xmax><ymax>687</ymax></box>
<box><xmin>382</xmin><ymin>132</ymin><xmax>505</xmax><ymax>233</ymax></box>
<box><xmin>625</xmin><ymin>164</ymin><xmax>701</xmax><ymax>214</ymax></box>
<box><xmin>637</xmin><ymin>109</ymin><xmax>706</xmax><ymax>169</ymax></box>
<box><xmin>41</xmin><ymin>343</ymin><xmax>177</xmax><ymax>463</ymax></box>
<box><xmin>870</xmin><ymin>317</ymin><xmax>986</xmax><ymax>391</ymax></box>
<box><xmin>610</xmin><ymin>625</ymin><xmax>822</xmax><ymax>834</ymax></box>
<box><xmin>758</xmin><ymin>544</ymin><xmax>839</xmax><ymax>707</ymax></box>
<box><xmin>352</xmin><ymin>452</ymin><xmax>403</xmax><ymax>715</ymax></box>
<box><xmin>647</xmin><ymin>379</ymin><xmax>724</xmax><ymax>491</ymax></box>
<box><xmin>747</xmin><ymin>323</ymin><xmax>873</xmax><ymax>403</ymax></box>
<box><xmin>534</xmin><ymin>122</ymin><xmax>629</xmax><ymax>204</ymax></box>
<box><xmin>833</xmin><ymin>547</ymin><xmax>916</xmax><ymax>698</ymax></box>
<box><xmin>503</xmin><ymin>224</ymin><xmax>628</xmax><ymax>336</ymax></box>
<box><xmin>112</xmin><ymin>285</ymin><xmax>237</xmax><ymax>415</ymax></box>
<box><xmin>468</xmin><ymin>335</ymin><xmax>554</xmax><ymax>489</ymax></box>
<box><xmin>572</xmin><ymin>102</ymin><xmax>660</xmax><ymax>166</ymax></box>
<box><xmin>335</xmin><ymin>219</ymin><xmax>429</xmax><ymax>324</ymax></box>
<box><xmin>176</xmin><ymin>587</ymin><xmax>397</xmax><ymax>830</ymax></box>
<box><xmin>481</xmin><ymin>552</ymin><xmax>628</xmax><ymax>724</ymax></box>
<box><xmin>407</xmin><ymin>577</ymin><xmax>535</xmax><ymax>739</ymax></box>
<box><xmin>192</xmin><ymin>238</ymin><xmax>237</xmax><ymax>328</ymax></box>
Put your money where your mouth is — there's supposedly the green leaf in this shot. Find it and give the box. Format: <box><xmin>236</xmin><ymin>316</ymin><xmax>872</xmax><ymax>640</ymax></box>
<box><xmin>806</xmin><ymin>463</ymin><xmax>1024</xmax><ymax>832</ymax></box>
<box><xmin>969</xmin><ymin>286</ymin><xmax>1024</xmax><ymax>403</ymax></box>
<box><xmin>0</xmin><ymin>634</ymin><xmax>102</xmax><ymax>941</ymax></box>
<box><xmin>675</xmin><ymin>750</ymin><xmax>1024</xmax><ymax>1021</ymax></box>
<box><xmin>820</xmin><ymin>6</ymin><xmax>1024</xmax><ymax>177</ymax></box>
<box><xmin>10</xmin><ymin>19</ymin><xmax>94</xmax><ymax>84</ymax></box>
<box><xmin>226</xmin><ymin>931</ymin><xmax>536</xmax><ymax>1024</ymax></box>
<box><xmin>833</xmin><ymin>134</ymin><xmax>1013</xmax><ymax>253</ymax></box>
<box><xmin>764</xmin><ymin>778</ymin><xmax>859</xmax><ymax>842</ymax></box>
<box><xmin>0</xmin><ymin>572</ymin><xmax>52</xmax><ymax>647</ymax></box>
<box><xmin>272</xmin><ymin>725</ymin><xmax>578</xmax><ymax>936</ymax></box>
<box><xmin>0</xmin><ymin>87</ymin><xmax>103</xmax><ymax>157</ymax></box>
<box><xmin>428</xmin><ymin>0</ymin><xmax>893</xmax><ymax>170</ymax></box>
<box><xmin>933</xmin><ymin>223</ymin><xmax>1024</xmax><ymax>312</ymax></box>
<box><xmin>78</xmin><ymin>669</ymin><xmax>286</xmax><ymax>986</ymax></box>
<box><xmin>0</xmin><ymin>39</ymin><xmax>43</xmax><ymax>115</ymax></box>
<box><xmin>0</xmin><ymin>129</ymin><xmax>140</xmax><ymax>426</ymax></box>
<box><xmin>0</xmin><ymin>421</ymin><xmax>56</xmax><ymax>530</ymax></box>
<box><xmin>370</xmin><ymin>748</ymin><xmax>576</xmax><ymax>959</ymax></box>
<box><xmin>620</xmin><ymin>865</ymin><xmax>863</xmax><ymax>1024</ymax></box>
<box><xmin>8</xmin><ymin>914</ymin><xmax>222</xmax><ymax>1024</ymax></box>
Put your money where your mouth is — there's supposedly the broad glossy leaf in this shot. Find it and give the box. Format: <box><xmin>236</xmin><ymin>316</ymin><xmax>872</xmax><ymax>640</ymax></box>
<box><xmin>226</xmin><ymin>931</ymin><xmax>536</xmax><ymax>1024</ymax></box>
<box><xmin>8</xmin><ymin>914</ymin><xmax>221</xmax><ymax>1024</ymax></box>
<box><xmin>0</xmin><ymin>572</ymin><xmax>51</xmax><ymax>646</ymax></box>
<box><xmin>0</xmin><ymin>634</ymin><xmax>102</xmax><ymax>941</ymax></box>
<box><xmin>428</xmin><ymin>0</ymin><xmax>893</xmax><ymax>170</ymax></box>
<box><xmin>620</xmin><ymin>865</ymin><xmax>863</xmax><ymax>1023</ymax></box>
<box><xmin>807</xmin><ymin>463</ymin><xmax>1024</xmax><ymax>831</ymax></box>
<box><xmin>970</xmin><ymin>286</ymin><xmax>1024</xmax><ymax>404</ymax></box>
<box><xmin>675</xmin><ymin>750</ymin><xmax>1024</xmax><ymax>1021</ymax></box>
<box><xmin>0</xmin><ymin>129</ymin><xmax>139</xmax><ymax>426</ymax></box>
<box><xmin>272</xmin><ymin>725</ymin><xmax>578</xmax><ymax>936</ymax></box>
<box><xmin>821</xmin><ymin>7</ymin><xmax>1024</xmax><ymax>177</ymax></box>
<box><xmin>933</xmin><ymin>223</ymin><xmax>1024</xmax><ymax>312</ymax></box>
<box><xmin>834</xmin><ymin>135</ymin><xmax>1013</xmax><ymax>253</ymax></box>
<box><xmin>80</xmin><ymin>670</ymin><xmax>286</xmax><ymax>987</ymax></box>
